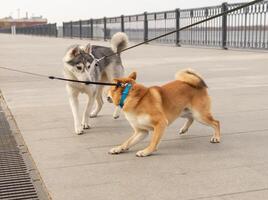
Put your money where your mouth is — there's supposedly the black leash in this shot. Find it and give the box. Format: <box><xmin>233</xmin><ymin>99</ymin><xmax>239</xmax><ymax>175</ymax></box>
<box><xmin>0</xmin><ymin>0</ymin><xmax>263</xmax><ymax>86</ymax></box>
<box><xmin>0</xmin><ymin>66</ymin><xmax>118</xmax><ymax>86</ymax></box>
<box><xmin>48</xmin><ymin>76</ymin><xmax>118</xmax><ymax>86</ymax></box>
<box><xmin>0</xmin><ymin>66</ymin><xmax>48</xmax><ymax>78</ymax></box>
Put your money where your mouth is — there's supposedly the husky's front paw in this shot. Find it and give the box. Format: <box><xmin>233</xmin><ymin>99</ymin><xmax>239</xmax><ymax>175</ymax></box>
<box><xmin>109</xmin><ymin>146</ymin><xmax>124</xmax><ymax>154</ymax></box>
<box><xmin>82</xmin><ymin>123</ymin><xmax>91</xmax><ymax>130</ymax></box>
<box><xmin>210</xmin><ymin>136</ymin><xmax>220</xmax><ymax>143</ymax></box>
<box><xmin>90</xmin><ymin>113</ymin><xmax>98</xmax><ymax>118</ymax></box>
<box><xmin>75</xmin><ymin>126</ymin><xmax>84</xmax><ymax>135</ymax></box>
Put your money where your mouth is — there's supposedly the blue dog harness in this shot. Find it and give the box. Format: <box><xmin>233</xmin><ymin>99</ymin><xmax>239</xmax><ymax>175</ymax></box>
<box><xmin>119</xmin><ymin>83</ymin><xmax>132</xmax><ymax>108</ymax></box>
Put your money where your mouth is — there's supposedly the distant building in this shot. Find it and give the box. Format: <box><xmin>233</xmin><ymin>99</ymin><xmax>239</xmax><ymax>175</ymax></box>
<box><xmin>0</xmin><ymin>16</ymin><xmax>47</xmax><ymax>29</ymax></box>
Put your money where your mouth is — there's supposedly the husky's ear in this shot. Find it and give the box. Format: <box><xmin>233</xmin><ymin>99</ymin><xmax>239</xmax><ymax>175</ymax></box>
<box><xmin>128</xmin><ymin>72</ymin><xmax>137</xmax><ymax>80</ymax></box>
<box><xmin>71</xmin><ymin>46</ymin><xmax>80</xmax><ymax>57</ymax></box>
<box><xmin>85</xmin><ymin>43</ymin><xmax>91</xmax><ymax>54</ymax></box>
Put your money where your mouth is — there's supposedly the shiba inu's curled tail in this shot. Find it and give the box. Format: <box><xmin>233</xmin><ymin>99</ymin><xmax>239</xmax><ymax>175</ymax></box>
<box><xmin>111</xmin><ymin>32</ymin><xmax>128</xmax><ymax>54</ymax></box>
<box><xmin>175</xmin><ymin>68</ymin><xmax>208</xmax><ymax>89</ymax></box>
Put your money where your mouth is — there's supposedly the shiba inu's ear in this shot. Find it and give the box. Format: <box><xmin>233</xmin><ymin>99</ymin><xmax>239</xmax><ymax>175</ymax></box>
<box><xmin>71</xmin><ymin>46</ymin><xmax>80</xmax><ymax>57</ymax></box>
<box><xmin>85</xmin><ymin>43</ymin><xmax>91</xmax><ymax>54</ymax></box>
<box><xmin>128</xmin><ymin>72</ymin><xmax>137</xmax><ymax>80</ymax></box>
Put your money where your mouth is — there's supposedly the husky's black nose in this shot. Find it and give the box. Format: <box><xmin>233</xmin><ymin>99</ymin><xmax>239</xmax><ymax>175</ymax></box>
<box><xmin>107</xmin><ymin>96</ymin><xmax>113</xmax><ymax>103</ymax></box>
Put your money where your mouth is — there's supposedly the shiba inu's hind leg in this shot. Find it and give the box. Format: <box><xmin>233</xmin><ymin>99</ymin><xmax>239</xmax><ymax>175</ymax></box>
<box><xmin>191</xmin><ymin>93</ymin><xmax>220</xmax><ymax>143</ymax></box>
<box><xmin>193</xmin><ymin>108</ymin><xmax>220</xmax><ymax>143</ymax></box>
<box><xmin>202</xmin><ymin>114</ymin><xmax>220</xmax><ymax>143</ymax></box>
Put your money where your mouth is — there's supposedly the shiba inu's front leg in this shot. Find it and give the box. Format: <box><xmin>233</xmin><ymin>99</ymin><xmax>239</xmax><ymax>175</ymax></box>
<box><xmin>136</xmin><ymin>121</ymin><xmax>167</xmax><ymax>157</ymax></box>
<box><xmin>109</xmin><ymin>129</ymin><xmax>148</xmax><ymax>154</ymax></box>
<box><xmin>112</xmin><ymin>106</ymin><xmax>121</xmax><ymax>119</ymax></box>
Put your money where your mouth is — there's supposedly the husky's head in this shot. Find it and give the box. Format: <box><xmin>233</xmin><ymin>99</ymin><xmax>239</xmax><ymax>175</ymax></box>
<box><xmin>63</xmin><ymin>43</ymin><xmax>96</xmax><ymax>82</ymax></box>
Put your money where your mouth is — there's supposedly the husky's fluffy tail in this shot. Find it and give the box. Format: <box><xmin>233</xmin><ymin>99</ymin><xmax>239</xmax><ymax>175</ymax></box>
<box><xmin>111</xmin><ymin>32</ymin><xmax>128</xmax><ymax>54</ymax></box>
<box><xmin>175</xmin><ymin>68</ymin><xmax>208</xmax><ymax>89</ymax></box>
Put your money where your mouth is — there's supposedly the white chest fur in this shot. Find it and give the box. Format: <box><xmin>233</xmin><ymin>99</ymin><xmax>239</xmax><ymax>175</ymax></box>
<box><xmin>124</xmin><ymin>112</ymin><xmax>153</xmax><ymax>130</ymax></box>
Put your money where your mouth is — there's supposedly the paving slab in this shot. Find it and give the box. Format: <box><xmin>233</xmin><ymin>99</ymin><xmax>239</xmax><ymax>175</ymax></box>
<box><xmin>0</xmin><ymin>34</ymin><xmax>268</xmax><ymax>200</ymax></box>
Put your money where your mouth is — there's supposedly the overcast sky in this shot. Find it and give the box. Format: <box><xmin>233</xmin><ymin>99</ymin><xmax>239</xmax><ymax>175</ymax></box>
<box><xmin>1</xmin><ymin>0</ymin><xmax>250</xmax><ymax>25</ymax></box>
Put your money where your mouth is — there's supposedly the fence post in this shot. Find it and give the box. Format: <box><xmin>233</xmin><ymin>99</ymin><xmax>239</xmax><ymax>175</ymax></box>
<box><xmin>190</xmin><ymin>10</ymin><xmax>193</xmax><ymax>45</ymax></box>
<box><xmin>205</xmin><ymin>8</ymin><xmax>208</xmax><ymax>45</ymax></box>
<box><xmin>222</xmin><ymin>2</ymin><xmax>228</xmax><ymax>49</ymax></box>
<box><xmin>90</xmin><ymin>19</ymin><xmax>93</xmax><ymax>39</ymax></box>
<box><xmin>104</xmin><ymin>17</ymin><xmax>107</xmax><ymax>40</ymax></box>
<box><xmin>121</xmin><ymin>15</ymin><xmax>125</xmax><ymax>32</ymax></box>
<box><xmin>63</xmin><ymin>23</ymin><xmax>65</xmax><ymax>37</ymax></box>
<box><xmin>70</xmin><ymin>21</ymin><xmax>73</xmax><ymax>38</ymax></box>
<box><xmin>244</xmin><ymin>7</ymin><xmax>249</xmax><ymax>48</ymax></box>
<box><xmin>87</xmin><ymin>20</ymin><xmax>90</xmax><ymax>38</ymax></box>
<box><xmin>79</xmin><ymin>20</ymin><xmax>82</xmax><ymax>39</ymax></box>
<box><xmin>144</xmin><ymin>12</ymin><xmax>148</xmax><ymax>42</ymax></box>
<box><xmin>55</xmin><ymin>23</ymin><xmax>58</xmax><ymax>38</ymax></box>
<box><xmin>175</xmin><ymin>8</ymin><xmax>181</xmax><ymax>46</ymax></box>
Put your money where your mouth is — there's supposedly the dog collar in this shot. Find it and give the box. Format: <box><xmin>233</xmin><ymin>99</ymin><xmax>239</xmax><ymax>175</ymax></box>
<box><xmin>119</xmin><ymin>83</ymin><xmax>132</xmax><ymax>108</ymax></box>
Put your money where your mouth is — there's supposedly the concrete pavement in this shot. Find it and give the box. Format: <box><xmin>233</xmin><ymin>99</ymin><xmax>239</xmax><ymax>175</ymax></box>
<box><xmin>0</xmin><ymin>34</ymin><xmax>268</xmax><ymax>200</ymax></box>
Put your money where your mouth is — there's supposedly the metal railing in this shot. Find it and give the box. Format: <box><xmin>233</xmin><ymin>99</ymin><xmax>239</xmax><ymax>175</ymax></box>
<box><xmin>16</xmin><ymin>23</ymin><xmax>58</xmax><ymax>37</ymax></box>
<box><xmin>0</xmin><ymin>28</ymin><xmax>12</xmax><ymax>34</ymax></box>
<box><xmin>0</xmin><ymin>23</ymin><xmax>58</xmax><ymax>37</ymax></box>
<box><xmin>63</xmin><ymin>1</ymin><xmax>268</xmax><ymax>49</ymax></box>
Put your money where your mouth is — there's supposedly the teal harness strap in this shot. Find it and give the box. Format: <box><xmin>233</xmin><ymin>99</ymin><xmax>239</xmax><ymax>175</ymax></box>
<box><xmin>119</xmin><ymin>83</ymin><xmax>132</xmax><ymax>108</ymax></box>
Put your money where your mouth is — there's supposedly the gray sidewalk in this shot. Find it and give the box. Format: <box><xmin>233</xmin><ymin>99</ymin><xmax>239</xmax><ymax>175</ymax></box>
<box><xmin>0</xmin><ymin>34</ymin><xmax>268</xmax><ymax>200</ymax></box>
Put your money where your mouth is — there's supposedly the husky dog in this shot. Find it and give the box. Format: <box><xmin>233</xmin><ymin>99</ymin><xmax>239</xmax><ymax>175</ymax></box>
<box><xmin>63</xmin><ymin>32</ymin><xmax>128</xmax><ymax>134</ymax></box>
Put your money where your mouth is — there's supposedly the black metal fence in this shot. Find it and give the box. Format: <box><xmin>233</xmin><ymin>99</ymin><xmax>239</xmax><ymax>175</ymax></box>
<box><xmin>0</xmin><ymin>28</ymin><xmax>11</xmax><ymax>34</ymax></box>
<box><xmin>63</xmin><ymin>1</ymin><xmax>268</xmax><ymax>49</ymax></box>
<box><xmin>0</xmin><ymin>23</ymin><xmax>57</xmax><ymax>37</ymax></box>
<box><xmin>17</xmin><ymin>23</ymin><xmax>58</xmax><ymax>37</ymax></box>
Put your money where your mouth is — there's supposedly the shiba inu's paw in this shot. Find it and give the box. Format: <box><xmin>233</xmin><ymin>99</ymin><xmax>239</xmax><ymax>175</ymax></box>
<box><xmin>75</xmin><ymin>127</ymin><xmax>84</xmax><ymax>135</ymax></box>
<box><xmin>210</xmin><ymin>136</ymin><xmax>220</xmax><ymax>143</ymax></box>
<box><xmin>179</xmin><ymin>128</ymin><xmax>188</xmax><ymax>135</ymax></box>
<box><xmin>136</xmin><ymin>149</ymin><xmax>152</xmax><ymax>157</ymax></box>
<box><xmin>113</xmin><ymin>107</ymin><xmax>120</xmax><ymax>119</ymax></box>
<box><xmin>109</xmin><ymin>146</ymin><xmax>124</xmax><ymax>154</ymax></box>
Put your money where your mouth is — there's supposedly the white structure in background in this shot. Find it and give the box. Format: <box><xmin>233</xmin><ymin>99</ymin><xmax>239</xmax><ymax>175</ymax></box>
<box><xmin>11</xmin><ymin>26</ymin><xmax>16</xmax><ymax>35</ymax></box>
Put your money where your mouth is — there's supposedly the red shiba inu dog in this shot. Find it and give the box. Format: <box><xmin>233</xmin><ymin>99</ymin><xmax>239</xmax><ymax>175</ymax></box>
<box><xmin>107</xmin><ymin>69</ymin><xmax>220</xmax><ymax>157</ymax></box>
